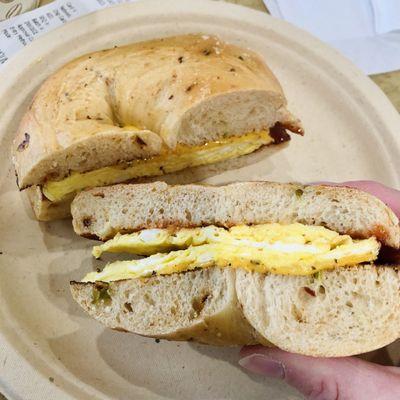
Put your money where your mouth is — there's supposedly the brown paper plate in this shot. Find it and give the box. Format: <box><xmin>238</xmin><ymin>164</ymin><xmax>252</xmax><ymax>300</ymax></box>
<box><xmin>0</xmin><ymin>1</ymin><xmax>399</xmax><ymax>399</ymax></box>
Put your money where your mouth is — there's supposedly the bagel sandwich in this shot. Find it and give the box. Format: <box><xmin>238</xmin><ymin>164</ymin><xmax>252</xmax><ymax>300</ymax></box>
<box><xmin>12</xmin><ymin>35</ymin><xmax>302</xmax><ymax>221</ymax></box>
<box><xmin>70</xmin><ymin>181</ymin><xmax>400</xmax><ymax>357</ymax></box>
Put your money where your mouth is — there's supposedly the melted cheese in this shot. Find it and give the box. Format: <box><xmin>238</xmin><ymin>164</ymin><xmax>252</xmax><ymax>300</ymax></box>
<box><xmin>83</xmin><ymin>223</ymin><xmax>380</xmax><ymax>282</ymax></box>
<box><xmin>43</xmin><ymin>131</ymin><xmax>272</xmax><ymax>202</ymax></box>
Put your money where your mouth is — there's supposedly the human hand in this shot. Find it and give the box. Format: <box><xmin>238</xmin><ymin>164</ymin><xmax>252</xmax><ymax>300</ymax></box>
<box><xmin>238</xmin><ymin>181</ymin><xmax>400</xmax><ymax>400</ymax></box>
<box><xmin>239</xmin><ymin>346</ymin><xmax>400</xmax><ymax>400</ymax></box>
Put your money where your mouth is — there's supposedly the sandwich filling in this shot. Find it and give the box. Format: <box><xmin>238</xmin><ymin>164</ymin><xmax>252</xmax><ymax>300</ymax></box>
<box><xmin>42</xmin><ymin>131</ymin><xmax>273</xmax><ymax>202</ymax></box>
<box><xmin>83</xmin><ymin>223</ymin><xmax>380</xmax><ymax>282</ymax></box>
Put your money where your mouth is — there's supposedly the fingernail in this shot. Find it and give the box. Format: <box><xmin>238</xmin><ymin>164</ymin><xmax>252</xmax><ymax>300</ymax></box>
<box><xmin>238</xmin><ymin>354</ymin><xmax>285</xmax><ymax>379</ymax></box>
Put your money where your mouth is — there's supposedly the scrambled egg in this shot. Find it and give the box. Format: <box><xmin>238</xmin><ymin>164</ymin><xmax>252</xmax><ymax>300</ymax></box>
<box><xmin>43</xmin><ymin>131</ymin><xmax>272</xmax><ymax>202</ymax></box>
<box><xmin>83</xmin><ymin>223</ymin><xmax>380</xmax><ymax>282</ymax></box>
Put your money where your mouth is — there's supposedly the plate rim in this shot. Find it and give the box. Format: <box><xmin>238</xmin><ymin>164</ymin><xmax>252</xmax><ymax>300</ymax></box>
<box><xmin>1</xmin><ymin>1</ymin><xmax>400</xmax><ymax>399</ymax></box>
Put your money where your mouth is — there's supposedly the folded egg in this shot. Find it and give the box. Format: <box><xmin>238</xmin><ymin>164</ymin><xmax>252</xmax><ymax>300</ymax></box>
<box><xmin>84</xmin><ymin>223</ymin><xmax>380</xmax><ymax>282</ymax></box>
<box><xmin>43</xmin><ymin>131</ymin><xmax>272</xmax><ymax>202</ymax></box>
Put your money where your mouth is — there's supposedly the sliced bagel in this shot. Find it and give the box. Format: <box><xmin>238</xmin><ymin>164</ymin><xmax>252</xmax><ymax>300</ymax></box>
<box><xmin>12</xmin><ymin>34</ymin><xmax>302</xmax><ymax>220</ymax></box>
<box><xmin>70</xmin><ymin>181</ymin><xmax>400</xmax><ymax>356</ymax></box>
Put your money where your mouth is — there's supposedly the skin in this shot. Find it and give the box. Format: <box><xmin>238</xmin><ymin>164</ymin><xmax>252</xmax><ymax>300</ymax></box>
<box><xmin>238</xmin><ymin>181</ymin><xmax>400</xmax><ymax>400</ymax></box>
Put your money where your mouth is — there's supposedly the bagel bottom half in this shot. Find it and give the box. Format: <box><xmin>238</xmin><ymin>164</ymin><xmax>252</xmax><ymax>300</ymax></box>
<box><xmin>70</xmin><ymin>265</ymin><xmax>400</xmax><ymax>357</ymax></box>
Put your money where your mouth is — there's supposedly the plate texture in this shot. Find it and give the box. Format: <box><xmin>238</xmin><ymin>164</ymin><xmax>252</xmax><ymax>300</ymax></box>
<box><xmin>0</xmin><ymin>1</ymin><xmax>399</xmax><ymax>399</ymax></box>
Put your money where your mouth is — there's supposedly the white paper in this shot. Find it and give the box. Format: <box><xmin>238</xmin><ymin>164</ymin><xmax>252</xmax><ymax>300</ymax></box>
<box><xmin>263</xmin><ymin>0</ymin><xmax>400</xmax><ymax>75</ymax></box>
<box><xmin>0</xmin><ymin>0</ymin><xmax>139</xmax><ymax>67</ymax></box>
<box><xmin>371</xmin><ymin>1</ymin><xmax>400</xmax><ymax>35</ymax></box>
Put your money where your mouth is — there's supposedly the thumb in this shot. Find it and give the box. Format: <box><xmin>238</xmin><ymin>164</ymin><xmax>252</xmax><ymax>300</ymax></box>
<box><xmin>239</xmin><ymin>346</ymin><xmax>400</xmax><ymax>400</ymax></box>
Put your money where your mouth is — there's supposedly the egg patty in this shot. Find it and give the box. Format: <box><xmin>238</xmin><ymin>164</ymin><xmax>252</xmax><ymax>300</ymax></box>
<box><xmin>83</xmin><ymin>223</ymin><xmax>380</xmax><ymax>282</ymax></box>
<box><xmin>42</xmin><ymin>131</ymin><xmax>272</xmax><ymax>202</ymax></box>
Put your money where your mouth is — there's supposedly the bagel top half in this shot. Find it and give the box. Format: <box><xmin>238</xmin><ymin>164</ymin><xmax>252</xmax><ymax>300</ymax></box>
<box><xmin>12</xmin><ymin>34</ymin><xmax>302</xmax><ymax>193</ymax></box>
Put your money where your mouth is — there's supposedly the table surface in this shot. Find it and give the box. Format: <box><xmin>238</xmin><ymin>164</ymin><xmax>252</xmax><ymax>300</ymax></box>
<box><xmin>1</xmin><ymin>1</ymin><xmax>399</xmax><ymax>399</ymax></box>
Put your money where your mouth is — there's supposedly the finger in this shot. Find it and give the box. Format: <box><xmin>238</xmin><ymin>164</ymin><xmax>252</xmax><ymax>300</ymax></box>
<box><xmin>311</xmin><ymin>180</ymin><xmax>400</xmax><ymax>217</ymax></box>
<box><xmin>239</xmin><ymin>346</ymin><xmax>400</xmax><ymax>400</ymax></box>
